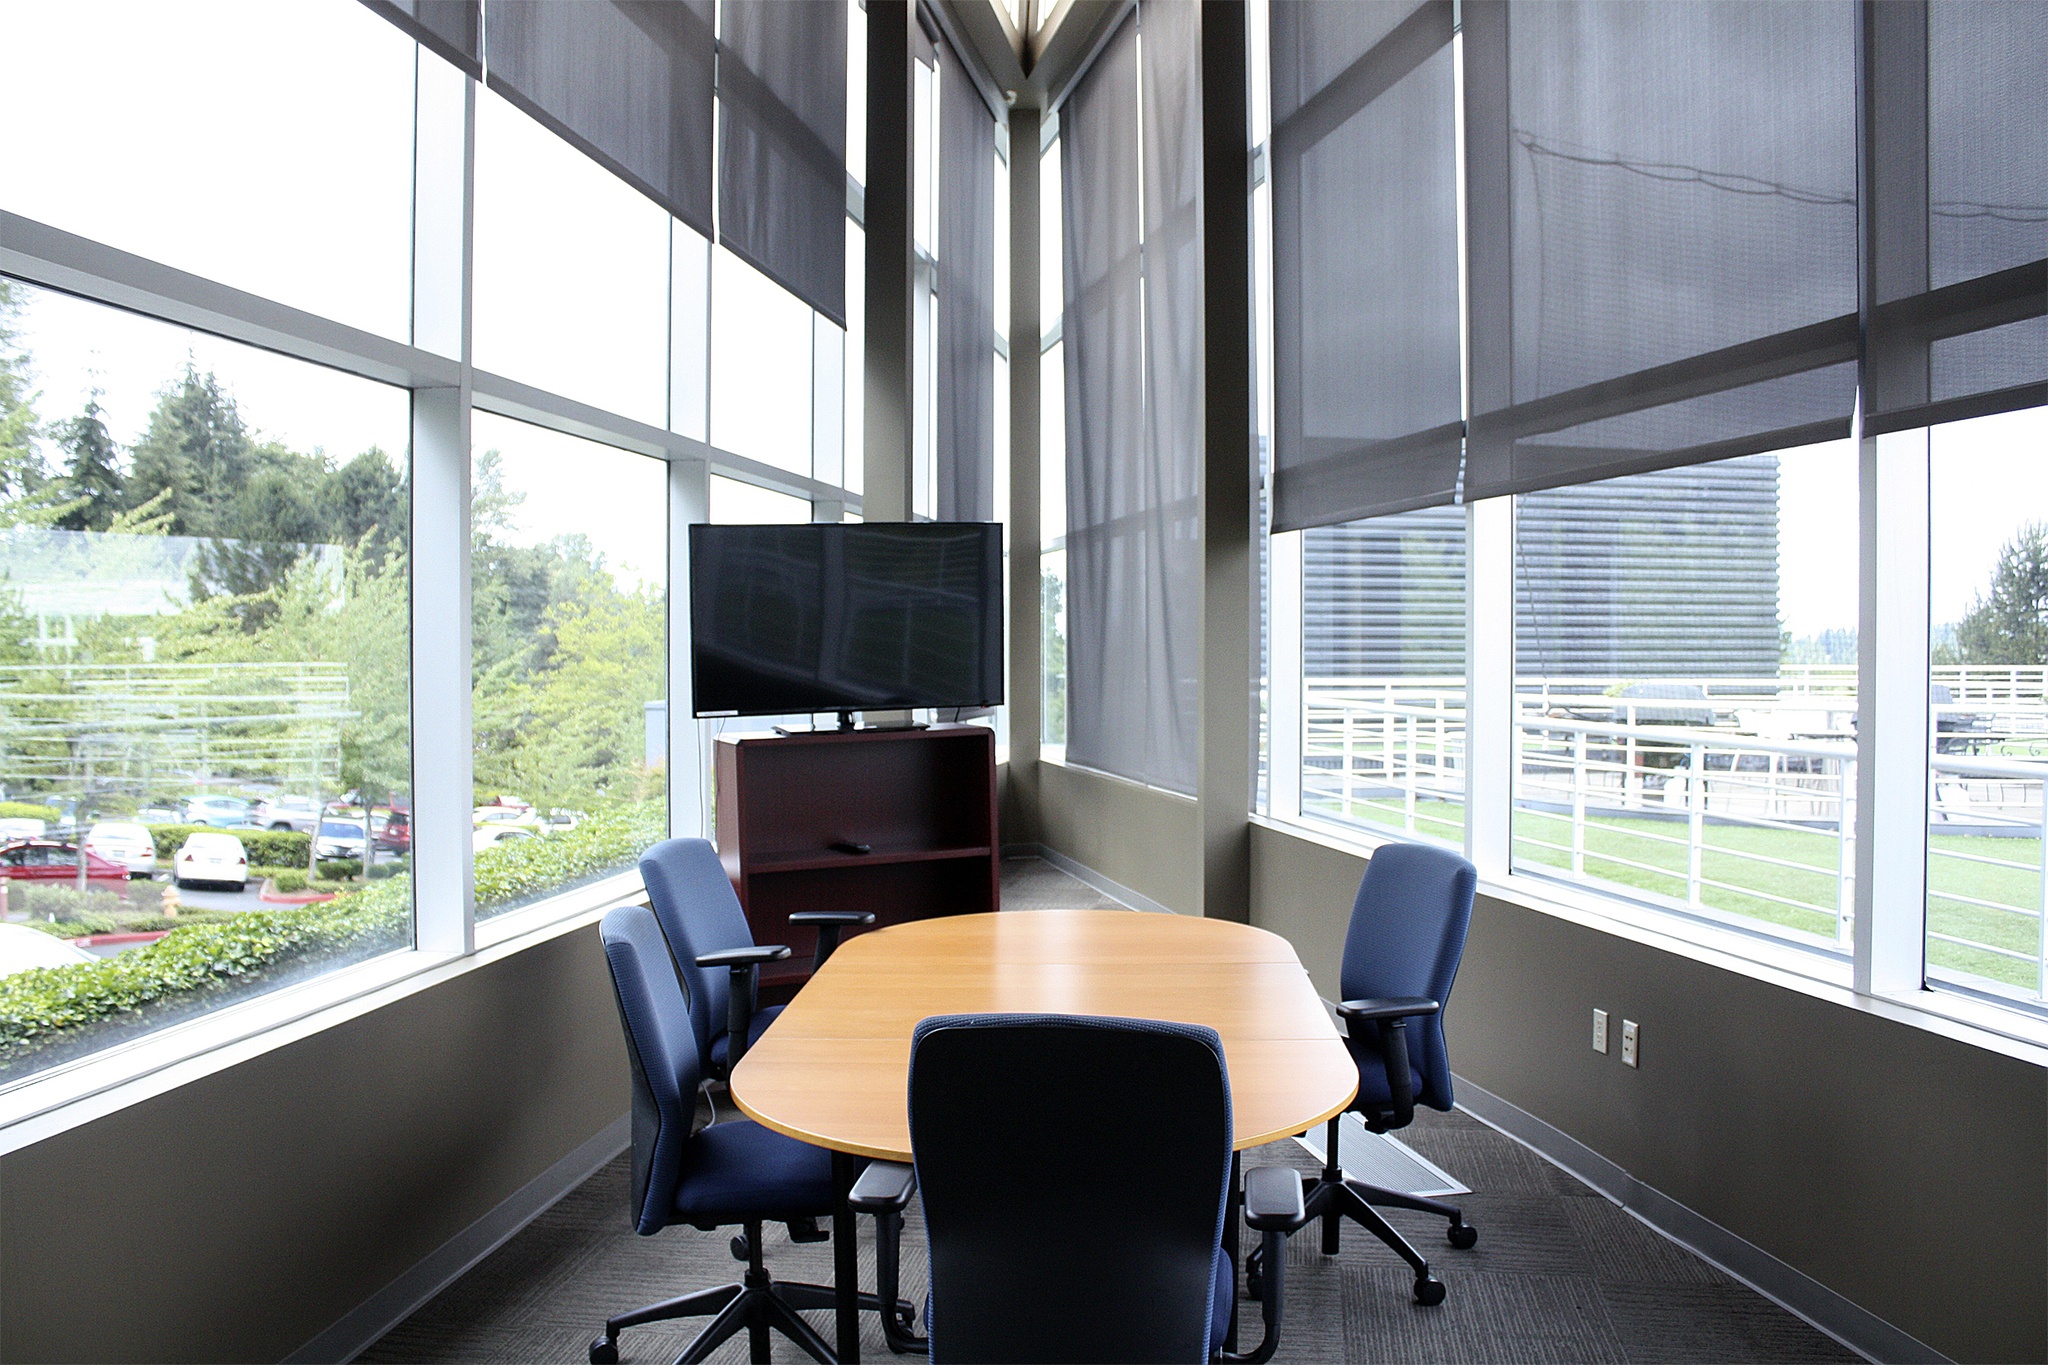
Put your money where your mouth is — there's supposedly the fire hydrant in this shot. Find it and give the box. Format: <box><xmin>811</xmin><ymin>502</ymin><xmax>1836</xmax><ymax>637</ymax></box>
<box><xmin>160</xmin><ymin>883</ymin><xmax>180</xmax><ymax>919</ymax></box>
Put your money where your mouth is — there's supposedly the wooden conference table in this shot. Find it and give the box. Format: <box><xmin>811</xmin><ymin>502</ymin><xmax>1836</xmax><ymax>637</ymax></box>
<box><xmin>730</xmin><ymin>909</ymin><xmax>1358</xmax><ymax>1361</ymax></box>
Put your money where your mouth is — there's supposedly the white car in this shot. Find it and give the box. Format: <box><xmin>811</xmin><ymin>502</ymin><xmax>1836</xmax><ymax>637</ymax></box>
<box><xmin>84</xmin><ymin>821</ymin><xmax>158</xmax><ymax>878</ymax></box>
<box><xmin>0</xmin><ymin>923</ymin><xmax>96</xmax><ymax>980</ymax></box>
<box><xmin>251</xmin><ymin>795</ymin><xmax>322</xmax><ymax>833</ymax></box>
<box><xmin>314</xmin><ymin>818</ymin><xmax>369</xmax><ymax>861</ymax></box>
<box><xmin>0</xmin><ymin>817</ymin><xmax>47</xmax><ymax>842</ymax></box>
<box><xmin>174</xmin><ymin>831</ymin><xmax>249</xmax><ymax>889</ymax></box>
<box><xmin>473</xmin><ymin>825</ymin><xmax>537</xmax><ymax>854</ymax></box>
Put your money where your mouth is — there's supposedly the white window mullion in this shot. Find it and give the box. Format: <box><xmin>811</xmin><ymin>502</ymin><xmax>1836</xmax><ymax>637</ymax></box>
<box><xmin>1854</xmin><ymin>425</ymin><xmax>1931</xmax><ymax>996</ymax></box>
<box><xmin>669</xmin><ymin>457</ymin><xmax>712</xmax><ymax>840</ymax></box>
<box><xmin>1466</xmin><ymin>495</ymin><xmax>1513</xmax><ymax>881</ymax></box>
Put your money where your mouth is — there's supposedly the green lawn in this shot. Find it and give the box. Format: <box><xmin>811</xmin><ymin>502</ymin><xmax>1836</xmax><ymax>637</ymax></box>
<box><xmin>1308</xmin><ymin>793</ymin><xmax>2044</xmax><ymax>995</ymax></box>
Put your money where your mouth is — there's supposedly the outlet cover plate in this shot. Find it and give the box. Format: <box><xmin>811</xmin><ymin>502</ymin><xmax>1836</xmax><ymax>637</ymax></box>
<box><xmin>1621</xmin><ymin>1018</ymin><xmax>1640</xmax><ymax>1068</ymax></box>
<box><xmin>1592</xmin><ymin>1008</ymin><xmax>1609</xmax><ymax>1053</ymax></box>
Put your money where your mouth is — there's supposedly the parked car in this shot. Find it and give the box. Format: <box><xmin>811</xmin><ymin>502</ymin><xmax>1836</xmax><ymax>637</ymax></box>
<box><xmin>173</xmin><ymin>831</ymin><xmax>249</xmax><ymax>889</ymax></box>
<box><xmin>83</xmin><ymin>821</ymin><xmax>158</xmax><ymax>878</ymax></box>
<box><xmin>183</xmin><ymin>795</ymin><xmax>253</xmax><ymax>828</ymax></box>
<box><xmin>0</xmin><ymin>818</ymin><xmax>47</xmax><ymax>841</ymax></box>
<box><xmin>134</xmin><ymin>805</ymin><xmax>183</xmax><ymax>825</ymax></box>
<box><xmin>374</xmin><ymin>805</ymin><xmax>411</xmax><ymax>855</ymax></box>
<box><xmin>474</xmin><ymin>804</ymin><xmax>543</xmax><ymax>833</ymax></box>
<box><xmin>314</xmin><ymin>818</ymin><xmax>369</xmax><ymax>861</ymax></box>
<box><xmin>0</xmin><ymin>839</ymin><xmax>130</xmax><ymax>889</ymax></box>
<box><xmin>0</xmin><ymin>923</ymin><xmax>96</xmax><ymax>980</ymax></box>
<box><xmin>251</xmin><ymin>795</ymin><xmax>322</xmax><ymax>833</ymax></box>
<box><xmin>473</xmin><ymin>825</ymin><xmax>536</xmax><ymax>854</ymax></box>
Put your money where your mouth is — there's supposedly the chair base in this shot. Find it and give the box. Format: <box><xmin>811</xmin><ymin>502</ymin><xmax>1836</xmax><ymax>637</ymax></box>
<box><xmin>589</xmin><ymin>1220</ymin><xmax>915</xmax><ymax>1365</ymax></box>
<box><xmin>1248</xmin><ymin>1117</ymin><xmax>1476</xmax><ymax>1307</ymax></box>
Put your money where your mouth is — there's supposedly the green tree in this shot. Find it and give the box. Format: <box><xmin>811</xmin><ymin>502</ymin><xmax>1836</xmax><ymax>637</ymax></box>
<box><xmin>0</xmin><ymin>279</ymin><xmax>41</xmax><ymax>501</ymax></box>
<box><xmin>51</xmin><ymin>390</ymin><xmax>123</xmax><ymax>532</ymax></box>
<box><xmin>1954</xmin><ymin>523</ymin><xmax>2048</xmax><ymax>666</ymax></box>
<box><xmin>318</xmin><ymin>447</ymin><xmax>409</xmax><ymax>561</ymax></box>
<box><xmin>127</xmin><ymin>365</ymin><xmax>257</xmax><ymax>535</ymax></box>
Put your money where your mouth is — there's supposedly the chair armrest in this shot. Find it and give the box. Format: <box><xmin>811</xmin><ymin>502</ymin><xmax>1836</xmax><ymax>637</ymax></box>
<box><xmin>1336</xmin><ymin>996</ymin><xmax>1440</xmax><ymax>1022</ymax></box>
<box><xmin>696</xmin><ymin>945</ymin><xmax>792</xmax><ymax>969</ymax></box>
<box><xmin>1243</xmin><ymin>1166</ymin><xmax>1305</xmax><ymax>1232</ymax></box>
<box><xmin>788</xmin><ymin>912</ymin><xmax>873</xmax><ymax>972</ymax></box>
<box><xmin>847</xmin><ymin>1160</ymin><xmax>917</xmax><ymax>1213</ymax></box>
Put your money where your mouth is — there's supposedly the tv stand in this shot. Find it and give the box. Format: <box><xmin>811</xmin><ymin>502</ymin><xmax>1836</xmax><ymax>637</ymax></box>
<box><xmin>771</xmin><ymin>711</ymin><xmax>928</xmax><ymax>736</ymax></box>
<box><xmin>715</xmin><ymin>724</ymin><xmax>998</xmax><ymax>999</ymax></box>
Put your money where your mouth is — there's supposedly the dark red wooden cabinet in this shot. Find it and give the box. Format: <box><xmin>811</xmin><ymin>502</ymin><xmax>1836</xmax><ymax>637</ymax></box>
<box><xmin>714</xmin><ymin>724</ymin><xmax>999</xmax><ymax>998</ymax></box>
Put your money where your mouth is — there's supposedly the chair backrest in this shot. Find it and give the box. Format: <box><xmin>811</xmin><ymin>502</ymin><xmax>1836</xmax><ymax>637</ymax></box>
<box><xmin>600</xmin><ymin>903</ymin><xmax>706</xmax><ymax>1235</ymax></box>
<box><xmin>638</xmin><ymin>837</ymin><xmax>754</xmax><ymax>1061</ymax></box>
<box><xmin>1341</xmin><ymin>842</ymin><xmax>1478</xmax><ymax>1112</ymax></box>
<box><xmin>909</xmin><ymin>1014</ymin><xmax>1232</xmax><ymax>1364</ymax></box>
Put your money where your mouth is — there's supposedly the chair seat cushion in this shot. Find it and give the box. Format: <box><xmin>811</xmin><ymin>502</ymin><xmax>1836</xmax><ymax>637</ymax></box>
<box><xmin>924</xmin><ymin>1241</ymin><xmax>1236</xmax><ymax>1354</ymax></box>
<box><xmin>709</xmin><ymin>1004</ymin><xmax>785</xmax><ymax>1070</ymax></box>
<box><xmin>671</xmin><ymin>1118</ymin><xmax>836</xmax><ymax>1225</ymax></box>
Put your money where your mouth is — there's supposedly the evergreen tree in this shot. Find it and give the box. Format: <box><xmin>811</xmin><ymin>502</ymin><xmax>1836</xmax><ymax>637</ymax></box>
<box><xmin>127</xmin><ymin>365</ymin><xmax>256</xmax><ymax>535</ymax></box>
<box><xmin>0</xmin><ymin>279</ymin><xmax>44</xmax><ymax>502</ymax></box>
<box><xmin>1955</xmin><ymin>523</ymin><xmax>2048</xmax><ymax>666</ymax></box>
<box><xmin>51</xmin><ymin>390</ymin><xmax>122</xmax><ymax>531</ymax></box>
<box><xmin>318</xmin><ymin>447</ymin><xmax>409</xmax><ymax>559</ymax></box>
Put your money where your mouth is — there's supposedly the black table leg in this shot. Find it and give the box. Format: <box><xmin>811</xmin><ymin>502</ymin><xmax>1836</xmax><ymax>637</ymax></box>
<box><xmin>832</xmin><ymin>1150</ymin><xmax>860</xmax><ymax>1362</ymax></box>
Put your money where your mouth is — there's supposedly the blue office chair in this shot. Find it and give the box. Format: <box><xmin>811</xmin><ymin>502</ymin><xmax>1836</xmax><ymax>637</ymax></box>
<box><xmin>1250</xmin><ymin>841</ymin><xmax>1479</xmax><ymax>1307</ymax></box>
<box><xmin>639</xmin><ymin>837</ymin><xmax>871</xmax><ymax>1078</ymax></box>
<box><xmin>909</xmin><ymin>1014</ymin><xmax>1305</xmax><ymax>1364</ymax></box>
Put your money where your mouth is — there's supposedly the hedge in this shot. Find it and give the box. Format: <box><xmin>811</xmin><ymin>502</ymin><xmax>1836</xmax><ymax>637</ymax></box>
<box><xmin>0</xmin><ymin>801</ymin><xmax>59</xmax><ymax>822</ymax></box>
<box><xmin>147</xmin><ymin>824</ymin><xmax>310</xmax><ymax>866</ymax></box>
<box><xmin>0</xmin><ymin>800</ymin><xmax>667</xmax><ymax>1069</ymax></box>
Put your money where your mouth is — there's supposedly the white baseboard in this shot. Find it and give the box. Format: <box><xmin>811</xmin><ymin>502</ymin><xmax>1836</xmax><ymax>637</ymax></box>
<box><xmin>1453</xmin><ymin>1078</ymin><xmax>1946</xmax><ymax>1365</ymax></box>
<box><xmin>286</xmin><ymin>1113</ymin><xmax>630</xmax><ymax>1365</ymax></box>
<box><xmin>1011</xmin><ymin>842</ymin><xmax>1177</xmax><ymax>916</ymax></box>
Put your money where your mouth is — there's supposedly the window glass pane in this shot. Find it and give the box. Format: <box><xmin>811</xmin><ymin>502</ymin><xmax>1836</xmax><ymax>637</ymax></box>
<box><xmin>1042</xmin><ymin>548</ymin><xmax>1068</xmax><ymax>749</ymax></box>
<box><xmin>844</xmin><ymin>222</ymin><xmax>866</xmax><ymax>497</ymax></box>
<box><xmin>709</xmin><ymin>476</ymin><xmax>811</xmax><ymax>524</ymax></box>
<box><xmin>847</xmin><ymin>0</ymin><xmax>868</xmax><ymax>190</ymax></box>
<box><xmin>710</xmin><ymin>248</ymin><xmax>814</xmax><ymax>475</ymax></box>
<box><xmin>671</xmin><ymin>224</ymin><xmax>711</xmax><ymax>442</ymax></box>
<box><xmin>1510</xmin><ymin>445</ymin><xmax>1859</xmax><ymax>949</ymax></box>
<box><xmin>474</xmin><ymin>89</ymin><xmax>670</xmax><ymax>428</ymax></box>
<box><xmin>2</xmin><ymin>0</ymin><xmax>415</xmax><ymax>340</ymax></box>
<box><xmin>1301</xmin><ymin>507</ymin><xmax>1467</xmax><ymax>846</ymax></box>
<box><xmin>469</xmin><ymin>413</ymin><xmax>667</xmax><ymax>919</ymax></box>
<box><xmin>0</xmin><ymin>277</ymin><xmax>412</xmax><ymax>1085</ymax></box>
<box><xmin>1927</xmin><ymin>405</ymin><xmax>2048</xmax><ymax>1006</ymax></box>
<box><xmin>1040</xmin><ymin>137</ymin><xmax>1064</xmax><ymax>337</ymax></box>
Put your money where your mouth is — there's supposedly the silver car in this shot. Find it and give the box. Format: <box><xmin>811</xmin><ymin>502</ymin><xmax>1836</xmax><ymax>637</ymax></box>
<box><xmin>252</xmin><ymin>795</ymin><xmax>322</xmax><ymax>833</ymax></box>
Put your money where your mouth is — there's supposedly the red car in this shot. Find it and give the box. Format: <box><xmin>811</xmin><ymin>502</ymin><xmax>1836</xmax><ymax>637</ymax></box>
<box><xmin>0</xmin><ymin>840</ymin><xmax>130</xmax><ymax>890</ymax></box>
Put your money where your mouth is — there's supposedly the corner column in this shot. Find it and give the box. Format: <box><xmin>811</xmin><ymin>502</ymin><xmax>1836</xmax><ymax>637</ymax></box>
<box><xmin>863</xmin><ymin>0</ymin><xmax>917</xmax><ymax>523</ymax></box>
<box><xmin>1006</xmin><ymin>104</ymin><xmax>1044</xmax><ymax>842</ymax></box>
<box><xmin>1198</xmin><ymin>1</ymin><xmax>1254</xmax><ymax>922</ymax></box>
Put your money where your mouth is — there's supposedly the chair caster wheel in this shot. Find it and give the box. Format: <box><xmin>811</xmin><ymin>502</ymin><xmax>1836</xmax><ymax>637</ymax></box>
<box><xmin>730</xmin><ymin>1233</ymin><xmax>751</xmax><ymax>1261</ymax></box>
<box><xmin>1414</xmin><ymin>1274</ymin><xmax>1445</xmax><ymax>1306</ymax></box>
<box><xmin>589</xmin><ymin>1336</ymin><xmax>619</xmax><ymax>1363</ymax></box>
<box><xmin>1448</xmin><ymin>1221</ymin><xmax>1478</xmax><ymax>1249</ymax></box>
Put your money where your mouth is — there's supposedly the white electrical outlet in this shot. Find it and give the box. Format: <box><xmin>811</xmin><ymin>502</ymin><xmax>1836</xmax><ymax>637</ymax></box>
<box><xmin>1592</xmin><ymin>1008</ymin><xmax>1609</xmax><ymax>1054</ymax></box>
<box><xmin>1621</xmin><ymin>1018</ymin><xmax>1640</xmax><ymax>1068</ymax></box>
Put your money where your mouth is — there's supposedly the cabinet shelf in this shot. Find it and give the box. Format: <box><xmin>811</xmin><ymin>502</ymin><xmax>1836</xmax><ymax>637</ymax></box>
<box><xmin>750</xmin><ymin>844</ymin><xmax>995</xmax><ymax>874</ymax></box>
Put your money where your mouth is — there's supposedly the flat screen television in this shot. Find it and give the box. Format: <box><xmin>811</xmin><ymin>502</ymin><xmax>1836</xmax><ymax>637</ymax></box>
<box><xmin>689</xmin><ymin>522</ymin><xmax>1005</xmax><ymax>719</ymax></box>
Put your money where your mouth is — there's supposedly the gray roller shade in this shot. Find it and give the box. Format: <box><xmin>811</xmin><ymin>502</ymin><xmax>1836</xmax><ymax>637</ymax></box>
<box><xmin>1061</xmin><ymin>5</ymin><xmax>1201</xmax><ymax>795</ymax></box>
<box><xmin>363</xmin><ymin>0</ymin><xmax>480</xmax><ymax>76</ymax></box>
<box><xmin>482</xmin><ymin>0</ymin><xmax>715</xmax><ymax>238</ymax></box>
<box><xmin>718</xmin><ymin>0</ymin><xmax>849</xmax><ymax>327</ymax></box>
<box><xmin>936</xmin><ymin>36</ymin><xmax>995</xmax><ymax>522</ymax></box>
<box><xmin>1269</xmin><ymin>1</ymin><xmax>1462</xmax><ymax>532</ymax></box>
<box><xmin>1462</xmin><ymin>0</ymin><xmax>1860</xmax><ymax>502</ymax></box>
<box><xmin>1863</xmin><ymin>0</ymin><xmax>2048</xmax><ymax>436</ymax></box>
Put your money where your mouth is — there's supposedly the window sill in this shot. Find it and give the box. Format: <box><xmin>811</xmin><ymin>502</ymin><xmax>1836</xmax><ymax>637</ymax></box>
<box><xmin>1250</xmin><ymin>811</ymin><xmax>2048</xmax><ymax>1069</ymax></box>
<box><xmin>0</xmin><ymin>875</ymin><xmax>651</xmax><ymax>1155</ymax></box>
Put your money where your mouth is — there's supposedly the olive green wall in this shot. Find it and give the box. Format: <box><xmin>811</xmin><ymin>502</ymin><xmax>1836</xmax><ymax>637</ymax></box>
<box><xmin>1248</xmin><ymin>820</ymin><xmax>2048</xmax><ymax>1364</ymax></box>
<box><xmin>1036</xmin><ymin>759</ymin><xmax>1202</xmax><ymax>915</ymax></box>
<box><xmin>0</xmin><ymin>924</ymin><xmax>627</xmax><ymax>1365</ymax></box>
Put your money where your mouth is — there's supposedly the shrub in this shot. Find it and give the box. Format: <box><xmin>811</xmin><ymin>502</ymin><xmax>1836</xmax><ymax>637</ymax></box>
<box><xmin>145</xmin><ymin>824</ymin><xmax>310</xmax><ymax>867</ymax></box>
<box><xmin>271</xmin><ymin>870</ymin><xmax>309</xmax><ymax>894</ymax></box>
<box><xmin>317</xmin><ymin>859</ymin><xmax>362</xmax><ymax>881</ymax></box>
<box><xmin>29</xmin><ymin>906</ymin><xmax>239</xmax><ymax>938</ymax></box>
<box><xmin>10</xmin><ymin>884</ymin><xmax>131</xmax><ymax>922</ymax></box>
<box><xmin>0</xmin><ymin>801</ymin><xmax>59</xmax><ymax>822</ymax></box>
<box><xmin>0</xmin><ymin>800</ymin><xmax>666</xmax><ymax>1069</ymax></box>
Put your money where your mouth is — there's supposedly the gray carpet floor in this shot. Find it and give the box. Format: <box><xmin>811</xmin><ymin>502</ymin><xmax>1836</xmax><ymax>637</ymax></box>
<box><xmin>362</xmin><ymin>859</ymin><xmax>1856</xmax><ymax>1364</ymax></box>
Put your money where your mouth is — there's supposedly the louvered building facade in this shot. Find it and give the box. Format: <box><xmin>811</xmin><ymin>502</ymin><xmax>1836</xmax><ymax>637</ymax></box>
<box><xmin>1303</xmin><ymin>456</ymin><xmax>1782</xmax><ymax>679</ymax></box>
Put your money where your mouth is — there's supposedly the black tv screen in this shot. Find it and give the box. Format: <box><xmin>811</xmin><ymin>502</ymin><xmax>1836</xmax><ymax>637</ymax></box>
<box><xmin>690</xmin><ymin>522</ymin><xmax>1005</xmax><ymax>718</ymax></box>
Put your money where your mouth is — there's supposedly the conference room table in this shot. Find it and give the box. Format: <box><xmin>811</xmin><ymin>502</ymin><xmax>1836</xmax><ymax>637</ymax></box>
<box><xmin>729</xmin><ymin>908</ymin><xmax>1359</xmax><ymax>1361</ymax></box>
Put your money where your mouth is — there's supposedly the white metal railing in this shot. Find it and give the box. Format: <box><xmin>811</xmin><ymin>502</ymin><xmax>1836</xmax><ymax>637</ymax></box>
<box><xmin>1300</xmin><ymin>677</ymin><xmax>2048</xmax><ymax>1000</ymax></box>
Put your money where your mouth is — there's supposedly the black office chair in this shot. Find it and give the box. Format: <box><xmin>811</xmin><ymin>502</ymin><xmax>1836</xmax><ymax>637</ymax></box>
<box><xmin>639</xmin><ymin>836</ymin><xmax>871</xmax><ymax>1078</ymax></box>
<box><xmin>1249</xmin><ymin>841</ymin><xmax>1479</xmax><ymax>1307</ymax></box>
<box><xmin>909</xmin><ymin>1013</ymin><xmax>1304</xmax><ymax>1364</ymax></box>
<box><xmin>591</xmin><ymin>904</ymin><xmax>914</xmax><ymax>1364</ymax></box>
